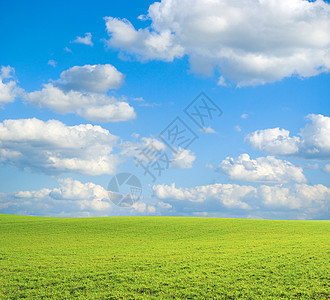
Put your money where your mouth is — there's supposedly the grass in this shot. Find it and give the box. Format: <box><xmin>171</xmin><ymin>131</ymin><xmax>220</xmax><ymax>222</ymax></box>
<box><xmin>0</xmin><ymin>214</ymin><xmax>329</xmax><ymax>299</ymax></box>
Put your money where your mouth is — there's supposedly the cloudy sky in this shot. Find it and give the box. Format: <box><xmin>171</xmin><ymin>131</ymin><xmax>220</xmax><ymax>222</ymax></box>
<box><xmin>0</xmin><ymin>0</ymin><xmax>329</xmax><ymax>219</ymax></box>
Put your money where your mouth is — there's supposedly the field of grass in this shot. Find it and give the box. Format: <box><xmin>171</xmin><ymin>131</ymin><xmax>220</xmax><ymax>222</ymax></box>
<box><xmin>0</xmin><ymin>214</ymin><xmax>329</xmax><ymax>299</ymax></box>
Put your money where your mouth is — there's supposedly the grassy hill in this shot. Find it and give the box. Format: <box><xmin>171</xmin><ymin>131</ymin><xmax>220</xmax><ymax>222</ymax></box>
<box><xmin>0</xmin><ymin>214</ymin><xmax>329</xmax><ymax>299</ymax></box>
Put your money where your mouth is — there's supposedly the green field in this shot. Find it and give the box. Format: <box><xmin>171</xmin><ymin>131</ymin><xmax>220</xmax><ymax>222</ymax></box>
<box><xmin>0</xmin><ymin>214</ymin><xmax>329</xmax><ymax>299</ymax></box>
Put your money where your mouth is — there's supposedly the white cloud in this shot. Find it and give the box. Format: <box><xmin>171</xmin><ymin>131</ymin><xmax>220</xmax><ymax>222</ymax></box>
<box><xmin>73</xmin><ymin>32</ymin><xmax>93</xmax><ymax>46</ymax></box>
<box><xmin>200</xmin><ymin>127</ymin><xmax>217</xmax><ymax>134</ymax></box>
<box><xmin>153</xmin><ymin>182</ymin><xmax>330</xmax><ymax>217</ymax></box>
<box><xmin>133</xmin><ymin>97</ymin><xmax>144</xmax><ymax>102</ymax></box>
<box><xmin>235</xmin><ymin>125</ymin><xmax>242</xmax><ymax>132</ymax></box>
<box><xmin>0</xmin><ymin>178</ymin><xmax>163</xmax><ymax>216</ymax></box>
<box><xmin>148</xmin><ymin>205</ymin><xmax>156</xmax><ymax>213</ymax></box>
<box><xmin>0</xmin><ymin>178</ymin><xmax>110</xmax><ymax>216</ymax></box>
<box><xmin>119</xmin><ymin>137</ymin><xmax>166</xmax><ymax>161</ymax></box>
<box><xmin>132</xmin><ymin>96</ymin><xmax>160</xmax><ymax>107</ymax></box>
<box><xmin>56</xmin><ymin>64</ymin><xmax>124</xmax><ymax>92</ymax></box>
<box><xmin>171</xmin><ymin>148</ymin><xmax>196</xmax><ymax>169</ymax></box>
<box><xmin>105</xmin><ymin>17</ymin><xmax>184</xmax><ymax>61</ymax></box>
<box><xmin>0</xmin><ymin>118</ymin><xmax>120</xmax><ymax>175</ymax></box>
<box><xmin>299</xmin><ymin>114</ymin><xmax>330</xmax><ymax>159</ymax></box>
<box><xmin>153</xmin><ymin>182</ymin><xmax>254</xmax><ymax>209</ymax></box>
<box><xmin>241</xmin><ymin>114</ymin><xmax>248</xmax><ymax>119</ymax></box>
<box><xmin>79</xmin><ymin>103</ymin><xmax>136</xmax><ymax>122</ymax></box>
<box><xmin>138</xmin><ymin>101</ymin><xmax>160</xmax><ymax>108</ymax></box>
<box><xmin>26</xmin><ymin>84</ymin><xmax>135</xmax><ymax>122</ymax></box>
<box><xmin>1</xmin><ymin>179</ymin><xmax>328</xmax><ymax>218</ymax></box>
<box><xmin>323</xmin><ymin>164</ymin><xmax>330</xmax><ymax>174</ymax></box>
<box><xmin>247</xmin><ymin>127</ymin><xmax>300</xmax><ymax>155</ymax></box>
<box><xmin>219</xmin><ymin>154</ymin><xmax>307</xmax><ymax>183</ymax></box>
<box><xmin>258</xmin><ymin>184</ymin><xmax>330</xmax><ymax>210</ymax></box>
<box><xmin>247</xmin><ymin>114</ymin><xmax>330</xmax><ymax>159</ymax></box>
<box><xmin>0</xmin><ymin>66</ymin><xmax>22</xmax><ymax>105</ymax></box>
<box><xmin>217</xmin><ymin>76</ymin><xmax>228</xmax><ymax>87</ymax></box>
<box><xmin>138</xmin><ymin>14</ymin><xmax>148</xmax><ymax>21</ymax></box>
<box><xmin>157</xmin><ymin>201</ymin><xmax>172</xmax><ymax>210</ymax></box>
<box><xmin>120</xmin><ymin>137</ymin><xmax>195</xmax><ymax>169</ymax></box>
<box><xmin>130</xmin><ymin>202</ymin><xmax>157</xmax><ymax>214</ymax></box>
<box><xmin>48</xmin><ymin>60</ymin><xmax>57</xmax><ymax>67</ymax></box>
<box><xmin>104</xmin><ymin>0</ymin><xmax>330</xmax><ymax>86</ymax></box>
<box><xmin>50</xmin><ymin>178</ymin><xmax>109</xmax><ymax>210</ymax></box>
<box><xmin>25</xmin><ymin>64</ymin><xmax>135</xmax><ymax>123</ymax></box>
<box><xmin>131</xmin><ymin>202</ymin><xmax>147</xmax><ymax>213</ymax></box>
<box><xmin>193</xmin><ymin>212</ymin><xmax>208</xmax><ymax>217</ymax></box>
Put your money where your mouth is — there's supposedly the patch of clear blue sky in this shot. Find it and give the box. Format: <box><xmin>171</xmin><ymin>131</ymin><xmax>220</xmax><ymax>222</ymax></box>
<box><xmin>0</xmin><ymin>0</ymin><xmax>329</xmax><ymax>194</ymax></box>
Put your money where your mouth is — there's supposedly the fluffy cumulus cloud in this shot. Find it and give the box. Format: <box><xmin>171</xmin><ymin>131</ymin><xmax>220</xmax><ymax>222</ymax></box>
<box><xmin>0</xmin><ymin>178</ymin><xmax>109</xmax><ymax>216</ymax></box>
<box><xmin>153</xmin><ymin>183</ymin><xmax>255</xmax><ymax>209</ymax></box>
<box><xmin>105</xmin><ymin>17</ymin><xmax>184</xmax><ymax>61</ymax></box>
<box><xmin>246</xmin><ymin>127</ymin><xmax>300</xmax><ymax>156</ymax></box>
<box><xmin>257</xmin><ymin>183</ymin><xmax>330</xmax><ymax>210</ymax></box>
<box><xmin>171</xmin><ymin>148</ymin><xmax>196</xmax><ymax>169</ymax></box>
<box><xmin>79</xmin><ymin>102</ymin><xmax>135</xmax><ymax>123</ymax></box>
<box><xmin>0</xmin><ymin>118</ymin><xmax>120</xmax><ymax>175</ymax></box>
<box><xmin>131</xmin><ymin>202</ymin><xmax>156</xmax><ymax>214</ymax></box>
<box><xmin>25</xmin><ymin>64</ymin><xmax>136</xmax><ymax>123</ymax></box>
<box><xmin>219</xmin><ymin>154</ymin><xmax>306</xmax><ymax>183</ymax></box>
<box><xmin>105</xmin><ymin>0</ymin><xmax>330</xmax><ymax>86</ymax></box>
<box><xmin>0</xmin><ymin>178</ymin><xmax>159</xmax><ymax>217</ymax></box>
<box><xmin>247</xmin><ymin>114</ymin><xmax>330</xmax><ymax>159</ymax></box>
<box><xmin>0</xmin><ymin>66</ymin><xmax>22</xmax><ymax>105</ymax></box>
<box><xmin>153</xmin><ymin>182</ymin><xmax>330</xmax><ymax>219</ymax></box>
<box><xmin>56</xmin><ymin>64</ymin><xmax>124</xmax><ymax>92</ymax></box>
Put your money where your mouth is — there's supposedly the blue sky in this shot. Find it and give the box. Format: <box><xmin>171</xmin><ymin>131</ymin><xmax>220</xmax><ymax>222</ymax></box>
<box><xmin>0</xmin><ymin>0</ymin><xmax>329</xmax><ymax>219</ymax></box>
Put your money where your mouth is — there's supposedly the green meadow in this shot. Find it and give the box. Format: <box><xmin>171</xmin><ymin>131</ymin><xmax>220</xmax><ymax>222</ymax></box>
<box><xmin>0</xmin><ymin>214</ymin><xmax>329</xmax><ymax>299</ymax></box>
